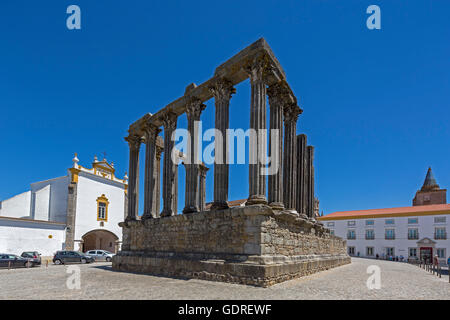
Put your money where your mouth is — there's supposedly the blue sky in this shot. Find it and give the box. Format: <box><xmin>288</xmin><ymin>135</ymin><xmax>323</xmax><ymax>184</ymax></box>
<box><xmin>1</xmin><ymin>1</ymin><xmax>449</xmax><ymax>215</ymax></box>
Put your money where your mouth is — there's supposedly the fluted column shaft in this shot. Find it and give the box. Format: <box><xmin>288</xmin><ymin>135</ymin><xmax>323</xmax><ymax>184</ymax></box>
<box><xmin>296</xmin><ymin>134</ymin><xmax>307</xmax><ymax>215</ymax></box>
<box><xmin>267</xmin><ymin>84</ymin><xmax>285</xmax><ymax>210</ymax></box>
<box><xmin>155</xmin><ymin>146</ymin><xmax>163</xmax><ymax>216</ymax></box>
<box><xmin>125</xmin><ymin>135</ymin><xmax>142</xmax><ymax>220</ymax></box>
<box><xmin>142</xmin><ymin>124</ymin><xmax>160</xmax><ymax>219</ymax></box>
<box><xmin>161</xmin><ymin>112</ymin><xmax>178</xmax><ymax>217</ymax></box>
<box><xmin>247</xmin><ymin>58</ymin><xmax>268</xmax><ymax>205</ymax></box>
<box><xmin>283</xmin><ymin>104</ymin><xmax>302</xmax><ymax>212</ymax></box>
<box><xmin>198</xmin><ymin>163</ymin><xmax>209</xmax><ymax>211</ymax></box>
<box><xmin>307</xmin><ymin>146</ymin><xmax>315</xmax><ymax>218</ymax></box>
<box><xmin>210</xmin><ymin>79</ymin><xmax>235</xmax><ymax>210</ymax></box>
<box><xmin>183</xmin><ymin>99</ymin><xmax>206</xmax><ymax>213</ymax></box>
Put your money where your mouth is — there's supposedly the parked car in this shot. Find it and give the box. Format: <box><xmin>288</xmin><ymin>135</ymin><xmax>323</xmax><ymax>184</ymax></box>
<box><xmin>85</xmin><ymin>250</ymin><xmax>115</xmax><ymax>262</ymax></box>
<box><xmin>52</xmin><ymin>251</ymin><xmax>95</xmax><ymax>265</ymax></box>
<box><xmin>0</xmin><ymin>253</ymin><xmax>34</xmax><ymax>268</ymax></box>
<box><xmin>21</xmin><ymin>251</ymin><xmax>42</xmax><ymax>265</ymax></box>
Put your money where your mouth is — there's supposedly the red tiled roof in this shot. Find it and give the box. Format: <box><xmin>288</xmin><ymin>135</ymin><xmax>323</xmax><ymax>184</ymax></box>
<box><xmin>318</xmin><ymin>203</ymin><xmax>450</xmax><ymax>220</ymax></box>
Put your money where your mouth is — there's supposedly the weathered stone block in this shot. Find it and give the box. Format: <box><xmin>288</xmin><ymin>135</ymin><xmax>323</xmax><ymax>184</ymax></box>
<box><xmin>113</xmin><ymin>206</ymin><xmax>350</xmax><ymax>287</ymax></box>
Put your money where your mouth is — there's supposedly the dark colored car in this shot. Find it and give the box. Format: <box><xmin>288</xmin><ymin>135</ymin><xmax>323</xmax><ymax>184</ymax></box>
<box><xmin>52</xmin><ymin>251</ymin><xmax>95</xmax><ymax>265</ymax></box>
<box><xmin>0</xmin><ymin>253</ymin><xmax>34</xmax><ymax>268</ymax></box>
<box><xmin>21</xmin><ymin>251</ymin><xmax>41</xmax><ymax>265</ymax></box>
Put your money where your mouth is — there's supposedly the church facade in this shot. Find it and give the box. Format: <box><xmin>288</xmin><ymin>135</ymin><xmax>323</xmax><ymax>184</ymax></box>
<box><xmin>0</xmin><ymin>154</ymin><xmax>128</xmax><ymax>257</ymax></box>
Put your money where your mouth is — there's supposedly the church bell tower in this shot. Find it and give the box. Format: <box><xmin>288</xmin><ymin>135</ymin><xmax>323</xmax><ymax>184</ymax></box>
<box><xmin>413</xmin><ymin>167</ymin><xmax>447</xmax><ymax>206</ymax></box>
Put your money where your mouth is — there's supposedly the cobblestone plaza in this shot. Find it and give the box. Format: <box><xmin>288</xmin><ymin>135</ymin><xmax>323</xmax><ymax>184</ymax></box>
<box><xmin>1</xmin><ymin>258</ymin><xmax>448</xmax><ymax>300</ymax></box>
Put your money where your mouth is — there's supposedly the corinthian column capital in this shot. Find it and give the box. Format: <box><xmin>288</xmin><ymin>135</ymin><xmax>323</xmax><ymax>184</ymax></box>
<box><xmin>209</xmin><ymin>78</ymin><xmax>236</xmax><ymax>102</ymax></box>
<box><xmin>143</xmin><ymin>122</ymin><xmax>161</xmax><ymax>143</ymax></box>
<box><xmin>267</xmin><ymin>81</ymin><xmax>295</xmax><ymax>105</ymax></box>
<box><xmin>161</xmin><ymin>111</ymin><xmax>178</xmax><ymax>130</ymax></box>
<box><xmin>245</xmin><ymin>56</ymin><xmax>270</xmax><ymax>84</ymax></box>
<box><xmin>125</xmin><ymin>134</ymin><xmax>143</xmax><ymax>150</ymax></box>
<box><xmin>283</xmin><ymin>103</ymin><xmax>303</xmax><ymax>123</ymax></box>
<box><xmin>185</xmin><ymin>97</ymin><xmax>206</xmax><ymax>120</ymax></box>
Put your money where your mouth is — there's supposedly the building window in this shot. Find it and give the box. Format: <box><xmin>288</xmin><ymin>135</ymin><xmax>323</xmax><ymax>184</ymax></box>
<box><xmin>96</xmin><ymin>194</ymin><xmax>109</xmax><ymax>222</ymax></box>
<box><xmin>437</xmin><ymin>248</ymin><xmax>446</xmax><ymax>258</ymax></box>
<box><xmin>365</xmin><ymin>229</ymin><xmax>375</xmax><ymax>240</ymax></box>
<box><xmin>408</xmin><ymin>248</ymin><xmax>417</xmax><ymax>258</ymax></box>
<box><xmin>385</xmin><ymin>229</ymin><xmax>395</xmax><ymax>240</ymax></box>
<box><xmin>385</xmin><ymin>219</ymin><xmax>395</xmax><ymax>225</ymax></box>
<box><xmin>408</xmin><ymin>218</ymin><xmax>418</xmax><ymax>224</ymax></box>
<box><xmin>348</xmin><ymin>247</ymin><xmax>355</xmax><ymax>256</ymax></box>
<box><xmin>386</xmin><ymin>247</ymin><xmax>395</xmax><ymax>257</ymax></box>
<box><xmin>434</xmin><ymin>217</ymin><xmax>446</xmax><ymax>224</ymax></box>
<box><xmin>365</xmin><ymin>220</ymin><xmax>374</xmax><ymax>226</ymax></box>
<box><xmin>330</xmin><ymin>230</ymin><xmax>335</xmax><ymax>236</ymax></box>
<box><xmin>347</xmin><ymin>221</ymin><xmax>356</xmax><ymax>227</ymax></box>
<box><xmin>347</xmin><ymin>230</ymin><xmax>356</xmax><ymax>240</ymax></box>
<box><xmin>327</xmin><ymin>222</ymin><xmax>335</xmax><ymax>227</ymax></box>
<box><xmin>434</xmin><ymin>227</ymin><xmax>447</xmax><ymax>240</ymax></box>
<box><xmin>408</xmin><ymin>228</ymin><xmax>419</xmax><ymax>240</ymax></box>
<box><xmin>366</xmin><ymin>247</ymin><xmax>374</xmax><ymax>256</ymax></box>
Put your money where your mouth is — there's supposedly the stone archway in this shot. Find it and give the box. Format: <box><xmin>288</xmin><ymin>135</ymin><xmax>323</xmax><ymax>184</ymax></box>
<box><xmin>82</xmin><ymin>229</ymin><xmax>119</xmax><ymax>253</ymax></box>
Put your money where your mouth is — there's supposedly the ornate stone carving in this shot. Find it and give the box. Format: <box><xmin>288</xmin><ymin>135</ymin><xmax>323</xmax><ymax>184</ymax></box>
<box><xmin>185</xmin><ymin>97</ymin><xmax>206</xmax><ymax>120</ymax></box>
<box><xmin>283</xmin><ymin>103</ymin><xmax>303</xmax><ymax>123</ymax></box>
<box><xmin>126</xmin><ymin>134</ymin><xmax>142</xmax><ymax>151</ymax></box>
<box><xmin>161</xmin><ymin>111</ymin><xmax>178</xmax><ymax>131</ymax></box>
<box><xmin>209</xmin><ymin>78</ymin><xmax>236</xmax><ymax>102</ymax></box>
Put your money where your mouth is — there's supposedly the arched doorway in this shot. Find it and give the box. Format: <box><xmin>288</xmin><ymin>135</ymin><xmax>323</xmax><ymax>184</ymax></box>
<box><xmin>82</xmin><ymin>229</ymin><xmax>119</xmax><ymax>253</ymax></box>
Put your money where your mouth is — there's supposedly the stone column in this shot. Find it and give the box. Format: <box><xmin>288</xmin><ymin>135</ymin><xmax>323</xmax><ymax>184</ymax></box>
<box><xmin>125</xmin><ymin>135</ymin><xmax>142</xmax><ymax>221</ymax></box>
<box><xmin>282</xmin><ymin>104</ymin><xmax>302</xmax><ymax>214</ymax></box>
<box><xmin>307</xmin><ymin>146</ymin><xmax>315</xmax><ymax>218</ymax></box>
<box><xmin>173</xmin><ymin>158</ymin><xmax>179</xmax><ymax>214</ymax></box>
<box><xmin>246</xmin><ymin>57</ymin><xmax>268</xmax><ymax>205</ymax></box>
<box><xmin>209</xmin><ymin>79</ymin><xmax>235</xmax><ymax>210</ymax></box>
<box><xmin>142</xmin><ymin>123</ymin><xmax>161</xmax><ymax>220</ymax></box>
<box><xmin>160</xmin><ymin>112</ymin><xmax>178</xmax><ymax>217</ymax></box>
<box><xmin>267</xmin><ymin>82</ymin><xmax>286</xmax><ymax>210</ymax></box>
<box><xmin>155</xmin><ymin>145</ymin><xmax>163</xmax><ymax>216</ymax></box>
<box><xmin>183</xmin><ymin>98</ymin><xmax>206</xmax><ymax>214</ymax></box>
<box><xmin>198</xmin><ymin>162</ymin><xmax>209</xmax><ymax>211</ymax></box>
<box><xmin>296</xmin><ymin>134</ymin><xmax>307</xmax><ymax>216</ymax></box>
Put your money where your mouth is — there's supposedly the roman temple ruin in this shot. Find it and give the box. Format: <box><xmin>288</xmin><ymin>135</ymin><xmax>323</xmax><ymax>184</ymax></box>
<box><xmin>112</xmin><ymin>38</ymin><xmax>350</xmax><ymax>287</ymax></box>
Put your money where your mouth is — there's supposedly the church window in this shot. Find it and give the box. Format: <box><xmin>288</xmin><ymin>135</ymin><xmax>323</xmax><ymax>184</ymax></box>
<box><xmin>96</xmin><ymin>195</ymin><xmax>109</xmax><ymax>222</ymax></box>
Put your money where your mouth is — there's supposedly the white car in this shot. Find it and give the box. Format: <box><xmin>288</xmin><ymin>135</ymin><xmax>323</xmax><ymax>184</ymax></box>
<box><xmin>85</xmin><ymin>250</ymin><xmax>114</xmax><ymax>262</ymax></box>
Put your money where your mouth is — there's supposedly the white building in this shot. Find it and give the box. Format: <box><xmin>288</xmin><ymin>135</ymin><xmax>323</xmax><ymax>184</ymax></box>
<box><xmin>318</xmin><ymin>168</ymin><xmax>449</xmax><ymax>263</ymax></box>
<box><xmin>0</xmin><ymin>154</ymin><xmax>128</xmax><ymax>257</ymax></box>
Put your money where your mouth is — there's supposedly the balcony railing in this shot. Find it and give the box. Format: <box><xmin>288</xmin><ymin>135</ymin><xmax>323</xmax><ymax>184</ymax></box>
<box><xmin>385</xmin><ymin>235</ymin><xmax>395</xmax><ymax>240</ymax></box>
<box><xmin>434</xmin><ymin>232</ymin><xmax>447</xmax><ymax>240</ymax></box>
<box><xmin>408</xmin><ymin>235</ymin><xmax>419</xmax><ymax>240</ymax></box>
<box><xmin>347</xmin><ymin>235</ymin><xmax>356</xmax><ymax>240</ymax></box>
<box><xmin>365</xmin><ymin>235</ymin><xmax>375</xmax><ymax>240</ymax></box>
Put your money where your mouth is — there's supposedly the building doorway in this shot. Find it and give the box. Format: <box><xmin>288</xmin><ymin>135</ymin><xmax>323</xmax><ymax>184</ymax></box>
<box><xmin>420</xmin><ymin>247</ymin><xmax>433</xmax><ymax>263</ymax></box>
<box><xmin>81</xmin><ymin>230</ymin><xmax>119</xmax><ymax>253</ymax></box>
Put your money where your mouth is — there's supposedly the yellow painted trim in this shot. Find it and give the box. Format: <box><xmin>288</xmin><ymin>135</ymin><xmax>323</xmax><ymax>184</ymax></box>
<box><xmin>318</xmin><ymin>210</ymin><xmax>450</xmax><ymax>221</ymax></box>
<box><xmin>96</xmin><ymin>194</ymin><xmax>109</xmax><ymax>222</ymax></box>
<box><xmin>69</xmin><ymin>168</ymin><xmax>80</xmax><ymax>183</ymax></box>
<box><xmin>93</xmin><ymin>162</ymin><xmax>115</xmax><ymax>174</ymax></box>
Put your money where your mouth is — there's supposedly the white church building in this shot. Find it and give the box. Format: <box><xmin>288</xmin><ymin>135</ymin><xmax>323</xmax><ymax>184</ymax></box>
<box><xmin>0</xmin><ymin>154</ymin><xmax>128</xmax><ymax>257</ymax></box>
